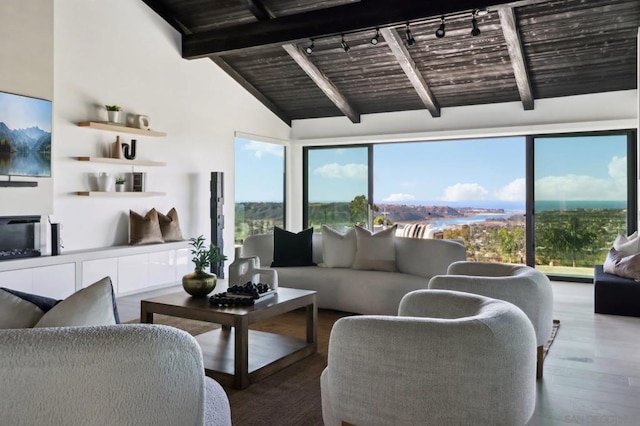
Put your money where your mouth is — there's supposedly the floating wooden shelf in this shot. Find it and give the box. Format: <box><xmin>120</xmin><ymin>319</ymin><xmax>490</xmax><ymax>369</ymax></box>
<box><xmin>76</xmin><ymin>157</ymin><xmax>166</xmax><ymax>167</ymax></box>
<box><xmin>76</xmin><ymin>191</ymin><xmax>166</xmax><ymax>197</ymax></box>
<box><xmin>77</xmin><ymin>121</ymin><xmax>166</xmax><ymax>137</ymax></box>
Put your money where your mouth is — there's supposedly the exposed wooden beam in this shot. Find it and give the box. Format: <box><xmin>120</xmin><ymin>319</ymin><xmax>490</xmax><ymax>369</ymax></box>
<box><xmin>489</xmin><ymin>0</ymin><xmax>553</xmax><ymax>10</ymax></box>
<box><xmin>210</xmin><ymin>56</ymin><xmax>292</xmax><ymax>126</ymax></box>
<box><xmin>498</xmin><ymin>7</ymin><xmax>534</xmax><ymax>110</ymax></box>
<box><xmin>379</xmin><ymin>28</ymin><xmax>441</xmax><ymax>118</ymax></box>
<box><xmin>141</xmin><ymin>0</ymin><xmax>191</xmax><ymax>34</ymax></box>
<box><xmin>281</xmin><ymin>44</ymin><xmax>360</xmax><ymax>123</ymax></box>
<box><xmin>242</xmin><ymin>0</ymin><xmax>275</xmax><ymax>21</ymax></box>
<box><xmin>183</xmin><ymin>0</ymin><xmax>525</xmax><ymax>58</ymax></box>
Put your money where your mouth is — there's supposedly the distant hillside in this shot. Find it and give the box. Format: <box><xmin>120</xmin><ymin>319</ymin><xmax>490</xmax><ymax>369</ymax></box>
<box><xmin>236</xmin><ymin>201</ymin><xmax>505</xmax><ymax>224</ymax></box>
<box><xmin>0</xmin><ymin>122</ymin><xmax>51</xmax><ymax>154</ymax></box>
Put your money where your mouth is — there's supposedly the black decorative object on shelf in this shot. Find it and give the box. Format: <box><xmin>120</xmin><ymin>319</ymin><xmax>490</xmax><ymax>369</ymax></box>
<box><xmin>122</xmin><ymin>139</ymin><xmax>137</xmax><ymax>160</ymax></box>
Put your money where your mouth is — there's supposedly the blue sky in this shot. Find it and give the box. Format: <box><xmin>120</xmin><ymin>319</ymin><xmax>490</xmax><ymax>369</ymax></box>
<box><xmin>0</xmin><ymin>91</ymin><xmax>52</xmax><ymax>132</ymax></box>
<box><xmin>236</xmin><ymin>134</ymin><xmax>628</xmax><ymax>204</ymax></box>
<box><xmin>374</xmin><ymin>138</ymin><xmax>526</xmax><ymax>203</ymax></box>
<box><xmin>235</xmin><ymin>138</ymin><xmax>285</xmax><ymax>202</ymax></box>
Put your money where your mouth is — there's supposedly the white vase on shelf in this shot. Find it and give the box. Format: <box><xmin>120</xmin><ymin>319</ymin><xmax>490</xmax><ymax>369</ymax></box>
<box><xmin>107</xmin><ymin>110</ymin><xmax>120</xmax><ymax>123</ymax></box>
<box><xmin>97</xmin><ymin>173</ymin><xmax>113</xmax><ymax>192</ymax></box>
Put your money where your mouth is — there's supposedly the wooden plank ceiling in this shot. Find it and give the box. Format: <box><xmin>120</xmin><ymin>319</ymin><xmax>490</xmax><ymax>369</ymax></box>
<box><xmin>142</xmin><ymin>0</ymin><xmax>640</xmax><ymax>125</ymax></box>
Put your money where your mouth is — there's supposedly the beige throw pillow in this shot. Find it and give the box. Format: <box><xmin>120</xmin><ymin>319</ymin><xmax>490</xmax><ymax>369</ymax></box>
<box><xmin>613</xmin><ymin>232</ymin><xmax>640</xmax><ymax>256</ymax></box>
<box><xmin>34</xmin><ymin>277</ymin><xmax>118</xmax><ymax>328</ymax></box>
<box><xmin>604</xmin><ymin>248</ymin><xmax>640</xmax><ymax>281</ymax></box>
<box><xmin>352</xmin><ymin>225</ymin><xmax>398</xmax><ymax>272</ymax></box>
<box><xmin>157</xmin><ymin>207</ymin><xmax>184</xmax><ymax>242</ymax></box>
<box><xmin>321</xmin><ymin>225</ymin><xmax>356</xmax><ymax>268</ymax></box>
<box><xmin>130</xmin><ymin>208</ymin><xmax>164</xmax><ymax>245</ymax></box>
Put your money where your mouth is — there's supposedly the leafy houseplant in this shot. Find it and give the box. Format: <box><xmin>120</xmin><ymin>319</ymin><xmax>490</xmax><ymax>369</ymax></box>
<box><xmin>182</xmin><ymin>235</ymin><xmax>227</xmax><ymax>297</ymax></box>
<box><xmin>105</xmin><ymin>105</ymin><xmax>122</xmax><ymax>123</ymax></box>
<box><xmin>115</xmin><ymin>176</ymin><xmax>126</xmax><ymax>192</ymax></box>
<box><xmin>189</xmin><ymin>235</ymin><xmax>227</xmax><ymax>271</ymax></box>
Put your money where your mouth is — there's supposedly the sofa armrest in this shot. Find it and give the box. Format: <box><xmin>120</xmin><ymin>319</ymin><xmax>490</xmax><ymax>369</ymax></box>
<box><xmin>0</xmin><ymin>324</ymin><xmax>230</xmax><ymax>425</ymax></box>
<box><xmin>395</xmin><ymin>237</ymin><xmax>466</xmax><ymax>278</ymax></box>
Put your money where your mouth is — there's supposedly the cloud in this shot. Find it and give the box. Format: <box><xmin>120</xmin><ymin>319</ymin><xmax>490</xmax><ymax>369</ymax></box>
<box><xmin>494</xmin><ymin>178</ymin><xmax>525</xmax><ymax>201</ymax></box>
<box><xmin>441</xmin><ymin>183</ymin><xmax>488</xmax><ymax>201</ymax></box>
<box><xmin>242</xmin><ymin>141</ymin><xmax>284</xmax><ymax>159</ymax></box>
<box><xmin>608</xmin><ymin>156</ymin><xmax>626</xmax><ymax>180</ymax></box>
<box><xmin>536</xmin><ymin>156</ymin><xmax>627</xmax><ymax>201</ymax></box>
<box><xmin>535</xmin><ymin>174</ymin><xmax>625</xmax><ymax>201</ymax></box>
<box><xmin>383</xmin><ymin>193</ymin><xmax>416</xmax><ymax>202</ymax></box>
<box><xmin>313</xmin><ymin>163</ymin><xmax>367</xmax><ymax>179</ymax></box>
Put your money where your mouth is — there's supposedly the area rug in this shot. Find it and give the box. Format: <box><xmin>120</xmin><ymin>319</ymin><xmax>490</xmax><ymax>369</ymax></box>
<box><xmin>544</xmin><ymin>319</ymin><xmax>561</xmax><ymax>360</ymax></box>
<box><xmin>138</xmin><ymin>311</ymin><xmax>562</xmax><ymax>426</ymax></box>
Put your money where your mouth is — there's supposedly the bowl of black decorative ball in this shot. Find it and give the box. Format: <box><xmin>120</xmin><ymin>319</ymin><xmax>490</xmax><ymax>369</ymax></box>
<box><xmin>182</xmin><ymin>235</ymin><xmax>227</xmax><ymax>297</ymax></box>
<box><xmin>209</xmin><ymin>282</ymin><xmax>274</xmax><ymax>307</ymax></box>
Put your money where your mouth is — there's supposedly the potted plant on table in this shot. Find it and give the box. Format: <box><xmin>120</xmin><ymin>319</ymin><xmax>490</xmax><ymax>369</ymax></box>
<box><xmin>105</xmin><ymin>104</ymin><xmax>122</xmax><ymax>123</ymax></box>
<box><xmin>182</xmin><ymin>235</ymin><xmax>227</xmax><ymax>297</ymax></box>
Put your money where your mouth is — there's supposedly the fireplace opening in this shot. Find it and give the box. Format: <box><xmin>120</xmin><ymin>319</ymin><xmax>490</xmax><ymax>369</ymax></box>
<box><xmin>0</xmin><ymin>216</ymin><xmax>41</xmax><ymax>261</ymax></box>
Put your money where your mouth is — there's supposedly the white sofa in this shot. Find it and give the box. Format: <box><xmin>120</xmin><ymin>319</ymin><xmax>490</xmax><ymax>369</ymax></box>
<box><xmin>0</xmin><ymin>324</ymin><xmax>232</xmax><ymax>426</ymax></box>
<box><xmin>231</xmin><ymin>233</ymin><xmax>466</xmax><ymax>315</ymax></box>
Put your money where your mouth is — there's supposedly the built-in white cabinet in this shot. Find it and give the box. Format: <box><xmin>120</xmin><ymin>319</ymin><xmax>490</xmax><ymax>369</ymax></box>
<box><xmin>0</xmin><ymin>241</ymin><xmax>189</xmax><ymax>298</ymax></box>
<box><xmin>149</xmin><ymin>250</ymin><xmax>177</xmax><ymax>287</ymax></box>
<box><xmin>0</xmin><ymin>269</ymin><xmax>32</xmax><ymax>293</ymax></box>
<box><xmin>118</xmin><ymin>254</ymin><xmax>150</xmax><ymax>294</ymax></box>
<box><xmin>32</xmin><ymin>264</ymin><xmax>76</xmax><ymax>299</ymax></box>
<box><xmin>0</xmin><ymin>263</ymin><xmax>75</xmax><ymax>299</ymax></box>
<box><xmin>83</xmin><ymin>258</ymin><xmax>119</xmax><ymax>291</ymax></box>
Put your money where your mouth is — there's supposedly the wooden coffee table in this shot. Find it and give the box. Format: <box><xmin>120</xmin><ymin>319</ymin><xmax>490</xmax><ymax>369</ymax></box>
<box><xmin>140</xmin><ymin>287</ymin><xmax>317</xmax><ymax>389</ymax></box>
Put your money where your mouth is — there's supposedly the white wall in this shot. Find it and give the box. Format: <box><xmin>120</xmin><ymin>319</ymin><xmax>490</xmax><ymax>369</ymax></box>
<box><xmin>291</xmin><ymin>90</ymin><xmax>637</xmax><ymax>144</ymax></box>
<box><xmin>0</xmin><ymin>0</ymin><xmax>54</xmax><ymax>215</ymax></box>
<box><xmin>2</xmin><ymin>0</ymin><xmax>290</xmax><ymax>264</ymax></box>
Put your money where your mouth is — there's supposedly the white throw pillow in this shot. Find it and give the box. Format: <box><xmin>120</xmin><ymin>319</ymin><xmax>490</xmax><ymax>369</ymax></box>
<box><xmin>351</xmin><ymin>225</ymin><xmax>398</xmax><ymax>272</ymax></box>
<box><xmin>35</xmin><ymin>277</ymin><xmax>118</xmax><ymax>328</ymax></box>
<box><xmin>614</xmin><ymin>232</ymin><xmax>640</xmax><ymax>256</ymax></box>
<box><xmin>321</xmin><ymin>225</ymin><xmax>357</xmax><ymax>268</ymax></box>
<box><xmin>0</xmin><ymin>289</ymin><xmax>48</xmax><ymax>328</ymax></box>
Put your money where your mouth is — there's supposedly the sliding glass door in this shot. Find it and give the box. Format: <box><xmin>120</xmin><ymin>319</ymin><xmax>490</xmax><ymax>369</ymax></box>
<box><xmin>304</xmin><ymin>146</ymin><xmax>372</xmax><ymax>232</ymax></box>
<box><xmin>529</xmin><ymin>132</ymin><xmax>636</xmax><ymax>279</ymax></box>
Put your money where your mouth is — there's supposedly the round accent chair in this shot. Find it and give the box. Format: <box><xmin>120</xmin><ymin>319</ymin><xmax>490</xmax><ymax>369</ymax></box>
<box><xmin>321</xmin><ymin>290</ymin><xmax>537</xmax><ymax>426</ymax></box>
<box><xmin>428</xmin><ymin>261</ymin><xmax>554</xmax><ymax>378</ymax></box>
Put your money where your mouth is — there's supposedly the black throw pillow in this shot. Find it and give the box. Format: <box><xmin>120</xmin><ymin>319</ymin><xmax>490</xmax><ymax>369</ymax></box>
<box><xmin>271</xmin><ymin>227</ymin><xmax>315</xmax><ymax>267</ymax></box>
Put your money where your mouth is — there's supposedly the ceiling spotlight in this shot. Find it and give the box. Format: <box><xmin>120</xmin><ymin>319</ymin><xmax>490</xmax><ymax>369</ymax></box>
<box><xmin>435</xmin><ymin>17</ymin><xmax>446</xmax><ymax>38</ymax></box>
<box><xmin>405</xmin><ymin>23</ymin><xmax>415</xmax><ymax>46</ymax></box>
<box><xmin>305</xmin><ymin>40</ymin><xmax>314</xmax><ymax>55</ymax></box>
<box><xmin>341</xmin><ymin>35</ymin><xmax>350</xmax><ymax>52</ymax></box>
<box><xmin>471</xmin><ymin>10</ymin><xmax>481</xmax><ymax>37</ymax></box>
<box><xmin>371</xmin><ymin>28</ymin><xmax>380</xmax><ymax>45</ymax></box>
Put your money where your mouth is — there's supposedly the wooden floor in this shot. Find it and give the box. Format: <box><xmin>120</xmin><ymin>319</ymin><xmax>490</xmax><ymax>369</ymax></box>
<box><xmin>117</xmin><ymin>281</ymin><xmax>640</xmax><ymax>426</ymax></box>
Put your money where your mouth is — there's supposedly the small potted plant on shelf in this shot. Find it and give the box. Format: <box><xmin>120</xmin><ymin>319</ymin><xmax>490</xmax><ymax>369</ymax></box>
<box><xmin>182</xmin><ymin>235</ymin><xmax>227</xmax><ymax>297</ymax></box>
<box><xmin>105</xmin><ymin>105</ymin><xmax>122</xmax><ymax>123</ymax></box>
<box><xmin>115</xmin><ymin>176</ymin><xmax>126</xmax><ymax>192</ymax></box>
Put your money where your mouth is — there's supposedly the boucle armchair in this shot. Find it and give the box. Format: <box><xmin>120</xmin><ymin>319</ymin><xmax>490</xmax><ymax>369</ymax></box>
<box><xmin>321</xmin><ymin>290</ymin><xmax>537</xmax><ymax>426</ymax></box>
<box><xmin>428</xmin><ymin>261</ymin><xmax>554</xmax><ymax>378</ymax></box>
<box><xmin>0</xmin><ymin>324</ymin><xmax>232</xmax><ymax>426</ymax></box>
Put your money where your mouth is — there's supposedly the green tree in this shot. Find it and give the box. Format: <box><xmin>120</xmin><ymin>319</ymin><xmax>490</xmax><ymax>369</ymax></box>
<box><xmin>349</xmin><ymin>195</ymin><xmax>378</xmax><ymax>227</ymax></box>
<box><xmin>538</xmin><ymin>215</ymin><xmax>597</xmax><ymax>267</ymax></box>
<box><xmin>496</xmin><ymin>227</ymin><xmax>525</xmax><ymax>263</ymax></box>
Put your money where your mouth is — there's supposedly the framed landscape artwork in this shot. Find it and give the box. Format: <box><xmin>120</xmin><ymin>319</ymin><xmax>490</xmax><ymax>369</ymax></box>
<box><xmin>0</xmin><ymin>91</ymin><xmax>52</xmax><ymax>177</ymax></box>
